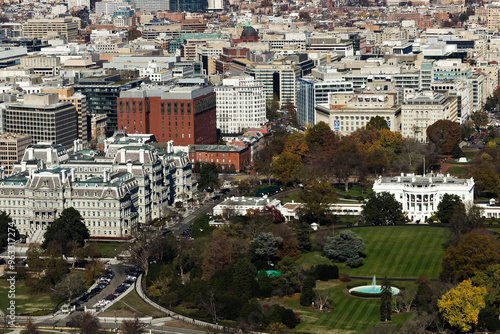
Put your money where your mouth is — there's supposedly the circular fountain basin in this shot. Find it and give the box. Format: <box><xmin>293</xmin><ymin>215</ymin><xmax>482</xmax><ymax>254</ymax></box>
<box><xmin>349</xmin><ymin>285</ymin><xmax>400</xmax><ymax>295</ymax></box>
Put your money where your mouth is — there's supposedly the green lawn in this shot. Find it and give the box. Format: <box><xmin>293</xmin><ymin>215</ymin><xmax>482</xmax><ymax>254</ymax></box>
<box><xmin>279</xmin><ymin>282</ymin><xmax>416</xmax><ymax>334</ymax></box>
<box><xmin>446</xmin><ymin>166</ymin><xmax>468</xmax><ymax>176</ymax></box>
<box><xmin>0</xmin><ymin>278</ymin><xmax>56</xmax><ymax>314</ymax></box>
<box><xmin>335</xmin><ymin>185</ymin><xmax>373</xmax><ymax>198</ymax></box>
<box><xmin>102</xmin><ymin>289</ymin><xmax>164</xmax><ymax>318</ymax></box>
<box><xmin>86</xmin><ymin>242</ymin><xmax>130</xmax><ymax>258</ymax></box>
<box><xmin>279</xmin><ymin>190</ymin><xmax>300</xmax><ymax>204</ymax></box>
<box><xmin>338</xmin><ymin>226</ymin><xmax>447</xmax><ymax>279</ymax></box>
<box><xmin>464</xmin><ymin>151</ymin><xmax>477</xmax><ymax>160</ymax></box>
<box><xmin>296</xmin><ymin>252</ymin><xmax>333</xmax><ymax>270</ymax></box>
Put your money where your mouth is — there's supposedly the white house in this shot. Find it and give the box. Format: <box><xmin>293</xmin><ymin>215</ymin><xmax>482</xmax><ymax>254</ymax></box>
<box><xmin>372</xmin><ymin>173</ymin><xmax>475</xmax><ymax>222</ymax></box>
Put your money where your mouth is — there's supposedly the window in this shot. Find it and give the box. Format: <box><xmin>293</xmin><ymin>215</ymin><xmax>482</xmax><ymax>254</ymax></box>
<box><xmin>161</xmin><ymin>102</ymin><xmax>165</xmax><ymax>114</ymax></box>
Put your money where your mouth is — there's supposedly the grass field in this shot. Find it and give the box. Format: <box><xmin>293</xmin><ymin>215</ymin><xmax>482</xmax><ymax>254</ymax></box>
<box><xmin>279</xmin><ymin>190</ymin><xmax>300</xmax><ymax>204</ymax></box>
<box><xmin>277</xmin><ymin>282</ymin><xmax>416</xmax><ymax>334</ymax></box>
<box><xmin>0</xmin><ymin>279</ymin><xmax>55</xmax><ymax>314</ymax></box>
<box><xmin>86</xmin><ymin>242</ymin><xmax>130</xmax><ymax>258</ymax></box>
<box><xmin>464</xmin><ymin>151</ymin><xmax>477</xmax><ymax>160</ymax></box>
<box><xmin>101</xmin><ymin>289</ymin><xmax>164</xmax><ymax>318</ymax></box>
<box><xmin>337</xmin><ymin>226</ymin><xmax>447</xmax><ymax>279</ymax></box>
<box><xmin>446</xmin><ymin>166</ymin><xmax>468</xmax><ymax>176</ymax></box>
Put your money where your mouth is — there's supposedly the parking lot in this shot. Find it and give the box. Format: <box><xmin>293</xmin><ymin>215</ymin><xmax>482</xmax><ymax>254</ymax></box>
<box><xmin>69</xmin><ymin>263</ymin><xmax>141</xmax><ymax>312</ymax></box>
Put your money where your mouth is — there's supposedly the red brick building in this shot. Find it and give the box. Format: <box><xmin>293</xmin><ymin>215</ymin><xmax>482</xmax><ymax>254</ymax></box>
<box><xmin>188</xmin><ymin>144</ymin><xmax>251</xmax><ymax>172</ymax></box>
<box><xmin>117</xmin><ymin>86</ymin><xmax>217</xmax><ymax>146</ymax></box>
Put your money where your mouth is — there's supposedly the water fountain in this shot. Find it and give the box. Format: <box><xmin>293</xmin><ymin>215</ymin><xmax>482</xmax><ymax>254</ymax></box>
<box><xmin>348</xmin><ymin>275</ymin><xmax>400</xmax><ymax>296</ymax></box>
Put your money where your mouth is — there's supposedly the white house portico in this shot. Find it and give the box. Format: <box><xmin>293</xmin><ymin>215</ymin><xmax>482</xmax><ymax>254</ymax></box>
<box><xmin>373</xmin><ymin>173</ymin><xmax>474</xmax><ymax>222</ymax></box>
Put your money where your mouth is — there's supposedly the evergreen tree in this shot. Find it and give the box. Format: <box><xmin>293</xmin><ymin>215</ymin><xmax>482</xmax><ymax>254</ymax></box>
<box><xmin>300</xmin><ymin>275</ymin><xmax>316</xmax><ymax>306</ymax></box>
<box><xmin>380</xmin><ymin>277</ymin><xmax>392</xmax><ymax>322</ymax></box>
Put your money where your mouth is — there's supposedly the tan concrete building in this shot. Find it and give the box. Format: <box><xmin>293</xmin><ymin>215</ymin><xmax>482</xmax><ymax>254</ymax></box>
<box><xmin>315</xmin><ymin>92</ymin><xmax>401</xmax><ymax>136</ymax></box>
<box><xmin>487</xmin><ymin>6</ymin><xmax>500</xmax><ymax>32</ymax></box>
<box><xmin>22</xmin><ymin>18</ymin><xmax>79</xmax><ymax>41</ymax></box>
<box><xmin>401</xmin><ymin>91</ymin><xmax>456</xmax><ymax>142</ymax></box>
<box><xmin>0</xmin><ymin>133</ymin><xmax>32</xmax><ymax>175</ymax></box>
<box><xmin>41</xmin><ymin>87</ymin><xmax>88</xmax><ymax>147</ymax></box>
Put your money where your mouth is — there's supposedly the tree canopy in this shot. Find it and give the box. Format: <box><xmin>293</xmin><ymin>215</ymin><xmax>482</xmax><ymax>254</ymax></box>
<box><xmin>297</xmin><ymin>181</ymin><xmax>337</xmax><ymax>226</ymax></box>
<box><xmin>323</xmin><ymin>230</ymin><xmax>366</xmax><ymax>268</ymax></box>
<box><xmin>437</xmin><ymin>279</ymin><xmax>487</xmax><ymax>333</ymax></box>
<box><xmin>367</xmin><ymin>116</ymin><xmax>389</xmax><ymax>131</ymax></box>
<box><xmin>426</xmin><ymin>120</ymin><xmax>462</xmax><ymax>155</ymax></box>
<box><xmin>436</xmin><ymin>194</ymin><xmax>464</xmax><ymax>224</ymax></box>
<box><xmin>362</xmin><ymin>192</ymin><xmax>404</xmax><ymax>224</ymax></box>
<box><xmin>42</xmin><ymin>208</ymin><xmax>88</xmax><ymax>255</ymax></box>
<box><xmin>198</xmin><ymin>162</ymin><xmax>220</xmax><ymax>190</ymax></box>
<box><xmin>441</xmin><ymin>231</ymin><xmax>500</xmax><ymax>281</ymax></box>
<box><xmin>0</xmin><ymin>211</ymin><xmax>18</xmax><ymax>251</ymax></box>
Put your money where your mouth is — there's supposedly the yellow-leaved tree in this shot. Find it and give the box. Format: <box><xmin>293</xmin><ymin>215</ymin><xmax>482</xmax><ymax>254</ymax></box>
<box><xmin>437</xmin><ymin>279</ymin><xmax>487</xmax><ymax>333</ymax></box>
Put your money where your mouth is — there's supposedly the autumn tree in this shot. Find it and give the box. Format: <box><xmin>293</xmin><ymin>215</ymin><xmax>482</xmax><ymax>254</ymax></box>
<box><xmin>471</xmin><ymin>110</ymin><xmax>489</xmax><ymax>129</ymax></box>
<box><xmin>304</xmin><ymin>122</ymin><xmax>337</xmax><ymax>149</ymax></box>
<box><xmin>473</xmin><ymin>163</ymin><xmax>500</xmax><ymax>196</ymax></box>
<box><xmin>70</xmin><ymin>312</ymin><xmax>101</xmax><ymax>334</ymax></box>
<box><xmin>437</xmin><ymin>279</ymin><xmax>487</xmax><ymax>333</ymax></box>
<box><xmin>128</xmin><ymin>229</ymin><xmax>163</xmax><ymax>276</ymax></box>
<box><xmin>121</xmin><ymin>317</ymin><xmax>142</xmax><ymax>334</ymax></box>
<box><xmin>332</xmin><ymin>136</ymin><xmax>362</xmax><ymax>191</ymax></box>
<box><xmin>26</xmin><ymin>317</ymin><xmax>37</xmax><ymax>334</ymax></box>
<box><xmin>284</xmin><ymin>132</ymin><xmax>309</xmax><ymax>157</ymax></box>
<box><xmin>50</xmin><ymin>273</ymin><xmax>87</xmax><ymax>304</ymax></box>
<box><xmin>378</xmin><ymin>129</ymin><xmax>402</xmax><ymax>153</ymax></box>
<box><xmin>426</xmin><ymin>120</ymin><xmax>462</xmax><ymax>155</ymax></box>
<box><xmin>254</xmin><ymin>139</ymin><xmax>276</xmax><ymax>184</ymax></box>
<box><xmin>202</xmin><ymin>230</ymin><xmax>236</xmax><ymax>280</ymax></box>
<box><xmin>297</xmin><ymin>181</ymin><xmax>337</xmax><ymax>226</ymax></box>
<box><xmin>266</xmin><ymin>94</ymin><xmax>281</xmax><ymax>121</ymax></box>
<box><xmin>271</xmin><ymin>151</ymin><xmax>303</xmax><ymax>185</ymax></box>
<box><xmin>441</xmin><ymin>231</ymin><xmax>500</xmax><ymax>281</ymax></box>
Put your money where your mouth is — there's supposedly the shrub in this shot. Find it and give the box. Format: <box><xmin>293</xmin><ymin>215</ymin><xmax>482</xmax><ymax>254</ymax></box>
<box><xmin>311</xmin><ymin>264</ymin><xmax>339</xmax><ymax>281</ymax></box>
<box><xmin>347</xmin><ymin>256</ymin><xmax>363</xmax><ymax>268</ymax></box>
<box><xmin>339</xmin><ymin>273</ymin><xmax>351</xmax><ymax>282</ymax></box>
<box><xmin>344</xmin><ymin>194</ymin><xmax>352</xmax><ymax>199</ymax></box>
<box><xmin>357</xmin><ymin>196</ymin><xmax>364</xmax><ymax>202</ymax></box>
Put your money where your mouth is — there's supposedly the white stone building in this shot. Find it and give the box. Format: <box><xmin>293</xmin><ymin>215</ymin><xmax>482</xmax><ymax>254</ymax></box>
<box><xmin>372</xmin><ymin>173</ymin><xmax>475</xmax><ymax>223</ymax></box>
<box><xmin>214</xmin><ymin>76</ymin><xmax>267</xmax><ymax>134</ymax></box>
<box><xmin>213</xmin><ymin>196</ymin><xmax>281</xmax><ymax>216</ymax></box>
<box><xmin>1</xmin><ymin>134</ymin><xmax>195</xmax><ymax>241</ymax></box>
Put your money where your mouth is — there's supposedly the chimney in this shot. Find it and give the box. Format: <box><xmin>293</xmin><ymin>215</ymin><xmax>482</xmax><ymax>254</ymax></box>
<box><xmin>46</xmin><ymin>147</ymin><xmax>51</xmax><ymax>163</ymax></box>
<box><xmin>103</xmin><ymin>169</ymin><xmax>108</xmax><ymax>183</ymax></box>
<box><xmin>61</xmin><ymin>169</ymin><xmax>67</xmax><ymax>183</ymax></box>
<box><xmin>139</xmin><ymin>149</ymin><xmax>145</xmax><ymax>163</ymax></box>
<box><xmin>73</xmin><ymin>139</ymin><xmax>81</xmax><ymax>152</ymax></box>
<box><xmin>70</xmin><ymin>168</ymin><xmax>75</xmax><ymax>181</ymax></box>
<box><xmin>127</xmin><ymin>161</ymin><xmax>133</xmax><ymax>174</ymax></box>
<box><xmin>0</xmin><ymin>166</ymin><xmax>4</xmax><ymax>180</ymax></box>
<box><xmin>121</xmin><ymin>150</ymin><xmax>126</xmax><ymax>162</ymax></box>
<box><xmin>21</xmin><ymin>161</ymin><xmax>27</xmax><ymax>172</ymax></box>
<box><xmin>27</xmin><ymin>147</ymin><xmax>34</xmax><ymax>160</ymax></box>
